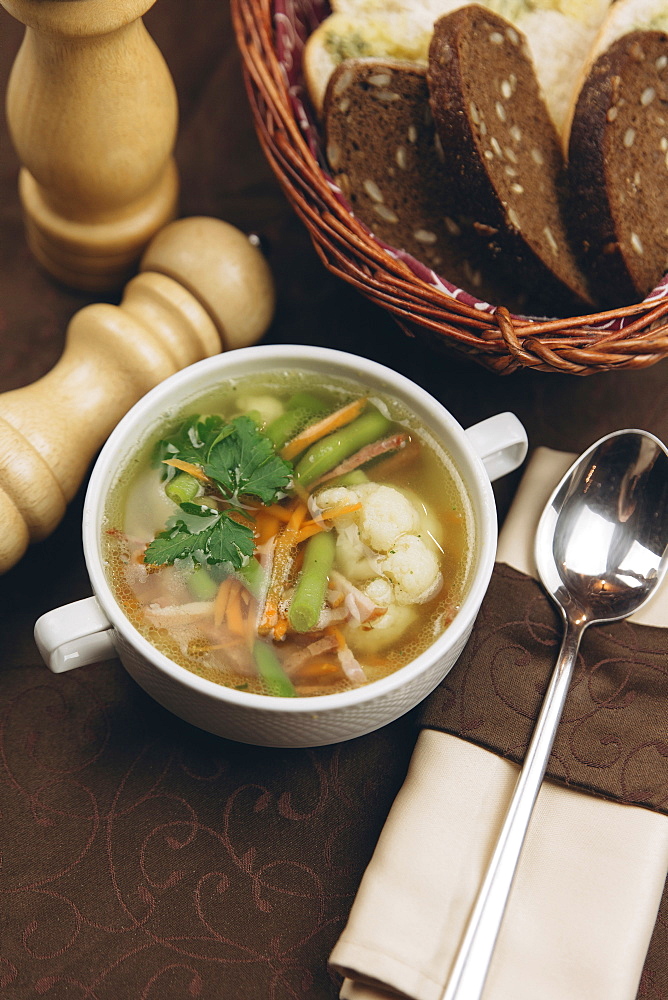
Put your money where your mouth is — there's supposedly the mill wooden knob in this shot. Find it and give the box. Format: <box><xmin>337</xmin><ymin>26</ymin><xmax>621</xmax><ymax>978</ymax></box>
<box><xmin>2</xmin><ymin>0</ymin><xmax>179</xmax><ymax>291</ymax></box>
<box><xmin>0</xmin><ymin>216</ymin><xmax>276</xmax><ymax>573</ymax></box>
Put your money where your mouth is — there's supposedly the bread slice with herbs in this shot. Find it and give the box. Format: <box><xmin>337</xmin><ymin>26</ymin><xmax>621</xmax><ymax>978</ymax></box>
<box><xmin>426</xmin><ymin>4</ymin><xmax>594</xmax><ymax>316</ymax></box>
<box><xmin>304</xmin><ymin>0</ymin><xmax>612</xmax><ymax>138</ymax></box>
<box><xmin>566</xmin><ymin>0</ymin><xmax>668</xmax><ymax>306</ymax></box>
<box><xmin>305</xmin><ymin>5</ymin><xmax>433</xmax><ymax>116</ymax></box>
<box><xmin>322</xmin><ymin>57</ymin><xmax>521</xmax><ymax>308</ymax></box>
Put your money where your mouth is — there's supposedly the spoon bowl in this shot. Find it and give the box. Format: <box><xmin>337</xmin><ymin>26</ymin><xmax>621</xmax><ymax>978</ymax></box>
<box><xmin>443</xmin><ymin>428</ymin><xmax>668</xmax><ymax>1000</ymax></box>
<box><xmin>537</xmin><ymin>429</ymin><xmax>668</xmax><ymax>626</ymax></box>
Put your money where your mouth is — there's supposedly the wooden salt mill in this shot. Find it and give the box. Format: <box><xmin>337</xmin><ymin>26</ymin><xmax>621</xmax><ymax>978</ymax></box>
<box><xmin>2</xmin><ymin>0</ymin><xmax>179</xmax><ymax>291</ymax></box>
<box><xmin>0</xmin><ymin>216</ymin><xmax>276</xmax><ymax>573</ymax></box>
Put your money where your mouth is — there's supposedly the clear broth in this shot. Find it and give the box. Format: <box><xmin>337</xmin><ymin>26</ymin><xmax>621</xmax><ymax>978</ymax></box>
<box><xmin>102</xmin><ymin>371</ymin><xmax>475</xmax><ymax>697</ymax></box>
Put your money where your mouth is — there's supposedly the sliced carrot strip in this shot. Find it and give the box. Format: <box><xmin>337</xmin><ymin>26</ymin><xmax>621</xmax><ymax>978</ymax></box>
<box><xmin>326</xmin><ymin>625</ymin><xmax>346</xmax><ymax>650</ymax></box>
<box><xmin>295</xmin><ymin>502</ymin><xmax>363</xmax><ymax>543</ymax></box>
<box><xmin>295</xmin><ymin>522</ymin><xmax>325</xmax><ymax>544</ymax></box>
<box><xmin>262</xmin><ymin>502</ymin><xmax>297</xmax><ymax>523</ymax></box>
<box><xmin>257</xmin><ymin>504</ymin><xmax>308</xmax><ymax>637</ymax></box>
<box><xmin>202</xmin><ymin>637</ymin><xmax>247</xmax><ymax>651</ymax></box>
<box><xmin>273</xmin><ymin>617</ymin><xmax>288</xmax><ymax>641</ymax></box>
<box><xmin>279</xmin><ymin>398</ymin><xmax>368</xmax><ymax>461</ymax></box>
<box><xmin>213</xmin><ymin>577</ymin><xmax>233</xmax><ymax>627</ymax></box>
<box><xmin>292</xmin><ymin>546</ymin><xmax>305</xmax><ymax>574</ymax></box>
<box><xmin>299</xmin><ymin>502</ymin><xmax>363</xmax><ymax>531</ymax></box>
<box><xmin>254</xmin><ymin>512</ymin><xmax>281</xmax><ymax>545</ymax></box>
<box><xmin>322</xmin><ymin>502</ymin><xmax>362</xmax><ymax>521</ymax></box>
<box><xmin>296</xmin><ymin>658</ymin><xmax>342</xmax><ymax>683</ymax></box>
<box><xmin>226</xmin><ymin>582</ymin><xmax>246</xmax><ymax>636</ymax></box>
<box><xmin>162</xmin><ymin>458</ymin><xmax>210</xmax><ymax>482</ymax></box>
<box><xmin>282</xmin><ymin>502</ymin><xmax>307</xmax><ymax>537</ymax></box>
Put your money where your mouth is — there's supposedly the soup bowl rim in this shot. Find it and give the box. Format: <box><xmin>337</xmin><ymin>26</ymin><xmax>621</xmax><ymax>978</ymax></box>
<box><xmin>83</xmin><ymin>343</ymin><xmax>498</xmax><ymax>715</ymax></box>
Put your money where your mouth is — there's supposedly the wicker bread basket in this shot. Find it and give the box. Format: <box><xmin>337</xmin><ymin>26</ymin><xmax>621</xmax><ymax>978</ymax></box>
<box><xmin>232</xmin><ymin>0</ymin><xmax>668</xmax><ymax>375</ymax></box>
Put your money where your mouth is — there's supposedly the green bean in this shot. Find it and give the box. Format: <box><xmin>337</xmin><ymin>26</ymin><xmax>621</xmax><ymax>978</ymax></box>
<box><xmin>186</xmin><ymin>564</ymin><xmax>218</xmax><ymax>601</ymax></box>
<box><xmin>253</xmin><ymin>640</ymin><xmax>296</xmax><ymax>697</ymax></box>
<box><xmin>165</xmin><ymin>471</ymin><xmax>200</xmax><ymax>506</ymax></box>
<box><xmin>324</xmin><ymin>469</ymin><xmax>369</xmax><ymax>489</ymax></box>
<box><xmin>265</xmin><ymin>392</ymin><xmax>327</xmax><ymax>449</ymax></box>
<box><xmin>288</xmin><ymin>530</ymin><xmax>336</xmax><ymax>633</ymax></box>
<box><xmin>294</xmin><ymin>409</ymin><xmax>391</xmax><ymax>487</ymax></box>
<box><xmin>235</xmin><ymin>556</ymin><xmax>264</xmax><ymax>598</ymax></box>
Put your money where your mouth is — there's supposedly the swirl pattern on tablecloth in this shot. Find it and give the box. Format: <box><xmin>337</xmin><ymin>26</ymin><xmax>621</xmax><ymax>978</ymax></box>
<box><xmin>420</xmin><ymin>563</ymin><xmax>668</xmax><ymax>813</ymax></box>
<box><xmin>0</xmin><ymin>663</ymin><xmax>411</xmax><ymax>998</ymax></box>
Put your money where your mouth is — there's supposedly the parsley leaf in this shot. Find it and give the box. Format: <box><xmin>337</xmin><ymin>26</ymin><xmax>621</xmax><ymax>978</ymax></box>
<box><xmin>154</xmin><ymin>414</ymin><xmax>292</xmax><ymax>504</ymax></box>
<box><xmin>205</xmin><ymin>513</ymin><xmax>255</xmax><ymax>565</ymax></box>
<box><xmin>179</xmin><ymin>501</ymin><xmax>220</xmax><ymax>518</ymax></box>
<box><xmin>154</xmin><ymin>415</ymin><xmax>227</xmax><ymax>472</ymax></box>
<box><xmin>145</xmin><ymin>412</ymin><xmax>293</xmax><ymax>569</ymax></box>
<box><xmin>143</xmin><ymin>512</ymin><xmax>255</xmax><ymax>568</ymax></box>
<box><xmin>204</xmin><ymin>416</ymin><xmax>292</xmax><ymax>505</ymax></box>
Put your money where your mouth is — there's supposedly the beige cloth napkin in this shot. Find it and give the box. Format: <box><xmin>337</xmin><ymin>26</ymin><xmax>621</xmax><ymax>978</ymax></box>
<box><xmin>329</xmin><ymin>447</ymin><xmax>668</xmax><ymax>1000</ymax></box>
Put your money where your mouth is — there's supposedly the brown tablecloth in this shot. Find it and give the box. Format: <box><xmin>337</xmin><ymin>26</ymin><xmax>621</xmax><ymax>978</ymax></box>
<box><xmin>0</xmin><ymin>3</ymin><xmax>667</xmax><ymax>997</ymax></box>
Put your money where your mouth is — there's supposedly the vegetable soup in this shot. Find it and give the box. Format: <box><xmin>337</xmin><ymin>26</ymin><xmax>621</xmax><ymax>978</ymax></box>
<box><xmin>102</xmin><ymin>371</ymin><xmax>474</xmax><ymax>698</ymax></box>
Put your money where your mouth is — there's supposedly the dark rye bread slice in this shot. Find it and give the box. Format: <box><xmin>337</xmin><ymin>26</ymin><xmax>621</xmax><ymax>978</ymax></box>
<box><xmin>322</xmin><ymin>57</ymin><xmax>524</xmax><ymax>310</ymax></box>
<box><xmin>427</xmin><ymin>5</ymin><xmax>595</xmax><ymax>318</ymax></box>
<box><xmin>568</xmin><ymin>30</ymin><xmax>668</xmax><ymax>307</ymax></box>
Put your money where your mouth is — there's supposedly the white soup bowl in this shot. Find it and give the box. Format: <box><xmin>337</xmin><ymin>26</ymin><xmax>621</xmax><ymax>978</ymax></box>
<box><xmin>34</xmin><ymin>345</ymin><xmax>527</xmax><ymax>747</ymax></box>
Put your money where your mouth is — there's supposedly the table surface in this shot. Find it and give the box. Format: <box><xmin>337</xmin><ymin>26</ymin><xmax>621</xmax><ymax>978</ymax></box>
<box><xmin>0</xmin><ymin>3</ymin><xmax>667</xmax><ymax>998</ymax></box>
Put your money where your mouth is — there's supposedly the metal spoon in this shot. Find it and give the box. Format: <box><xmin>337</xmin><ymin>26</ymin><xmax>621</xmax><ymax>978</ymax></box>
<box><xmin>442</xmin><ymin>428</ymin><xmax>668</xmax><ymax>1000</ymax></box>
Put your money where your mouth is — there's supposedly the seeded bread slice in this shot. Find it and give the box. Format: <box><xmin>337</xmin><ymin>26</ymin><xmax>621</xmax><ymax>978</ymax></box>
<box><xmin>323</xmin><ymin>57</ymin><xmax>520</xmax><ymax>308</ymax></box>
<box><xmin>427</xmin><ymin>4</ymin><xmax>594</xmax><ymax>316</ymax></box>
<box><xmin>304</xmin><ymin>0</ymin><xmax>612</xmax><ymax>137</ymax></box>
<box><xmin>567</xmin><ymin>12</ymin><xmax>668</xmax><ymax>305</ymax></box>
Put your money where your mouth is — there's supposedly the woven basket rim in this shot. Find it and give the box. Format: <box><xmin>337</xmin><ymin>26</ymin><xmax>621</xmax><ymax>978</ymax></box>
<box><xmin>231</xmin><ymin>0</ymin><xmax>668</xmax><ymax>374</ymax></box>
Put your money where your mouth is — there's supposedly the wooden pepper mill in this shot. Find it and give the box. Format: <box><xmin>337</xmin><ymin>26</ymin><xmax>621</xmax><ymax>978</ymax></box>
<box><xmin>2</xmin><ymin>0</ymin><xmax>179</xmax><ymax>291</ymax></box>
<box><xmin>0</xmin><ymin>216</ymin><xmax>276</xmax><ymax>573</ymax></box>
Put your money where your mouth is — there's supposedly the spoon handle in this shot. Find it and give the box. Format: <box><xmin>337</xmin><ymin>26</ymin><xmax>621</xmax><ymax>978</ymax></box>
<box><xmin>441</xmin><ymin>616</ymin><xmax>584</xmax><ymax>1000</ymax></box>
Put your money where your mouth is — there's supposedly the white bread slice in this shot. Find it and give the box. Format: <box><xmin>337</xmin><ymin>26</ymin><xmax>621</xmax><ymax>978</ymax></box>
<box><xmin>303</xmin><ymin>2</ymin><xmax>453</xmax><ymax>116</ymax></box>
<box><xmin>304</xmin><ymin>0</ymin><xmax>612</xmax><ymax>137</ymax></box>
<box><xmin>566</xmin><ymin>0</ymin><xmax>668</xmax><ymax>305</ymax></box>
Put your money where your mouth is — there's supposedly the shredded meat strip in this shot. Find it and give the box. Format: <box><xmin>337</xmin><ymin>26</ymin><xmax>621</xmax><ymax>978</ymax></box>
<box><xmin>309</xmin><ymin>433</ymin><xmax>409</xmax><ymax>489</ymax></box>
<box><xmin>282</xmin><ymin>635</ymin><xmax>339</xmax><ymax>675</ymax></box>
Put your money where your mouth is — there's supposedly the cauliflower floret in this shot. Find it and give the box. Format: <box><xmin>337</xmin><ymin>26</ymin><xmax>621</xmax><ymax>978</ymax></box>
<box><xmin>316</xmin><ymin>486</ymin><xmax>378</xmax><ymax>582</ymax></box>
<box><xmin>236</xmin><ymin>394</ymin><xmax>284</xmax><ymax>426</ymax></box>
<box><xmin>316</xmin><ymin>486</ymin><xmax>358</xmax><ymax>521</ymax></box>
<box><xmin>346</xmin><ymin>598</ymin><xmax>416</xmax><ymax>653</ymax></box>
<box><xmin>363</xmin><ymin>576</ymin><xmax>394</xmax><ymax>606</ymax></box>
<box><xmin>353</xmin><ymin>483</ymin><xmax>420</xmax><ymax>552</ymax></box>
<box><xmin>317</xmin><ymin>483</ymin><xmax>443</xmax><ymax>602</ymax></box>
<box><xmin>396</xmin><ymin>485</ymin><xmax>443</xmax><ymax>549</ymax></box>
<box><xmin>316</xmin><ymin>483</ymin><xmax>421</xmax><ymax>552</ymax></box>
<box><xmin>381</xmin><ymin>534</ymin><xmax>443</xmax><ymax>605</ymax></box>
<box><xmin>334</xmin><ymin>523</ymin><xmax>380</xmax><ymax>583</ymax></box>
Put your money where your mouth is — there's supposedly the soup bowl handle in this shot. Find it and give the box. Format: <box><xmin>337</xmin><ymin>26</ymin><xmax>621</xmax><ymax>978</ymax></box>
<box><xmin>464</xmin><ymin>412</ymin><xmax>527</xmax><ymax>481</ymax></box>
<box><xmin>35</xmin><ymin>596</ymin><xmax>116</xmax><ymax>674</ymax></box>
